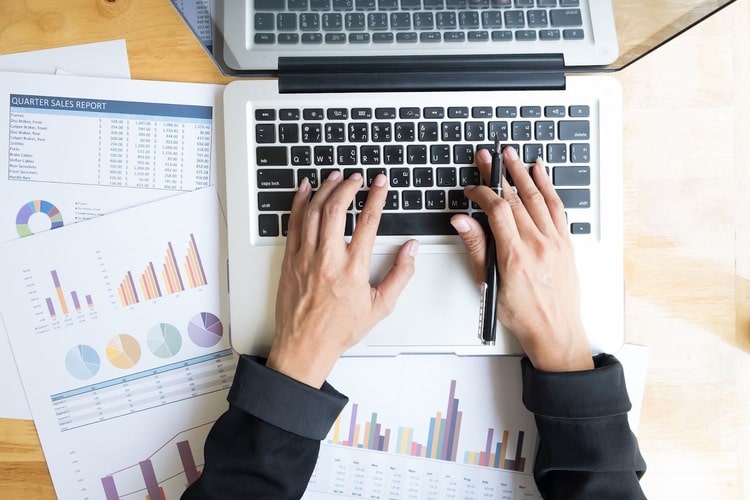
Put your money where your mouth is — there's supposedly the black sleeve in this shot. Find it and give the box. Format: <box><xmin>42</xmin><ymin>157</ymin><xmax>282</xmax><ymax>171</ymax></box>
<box><xmin>181</xmin><ymin>355</ymin><xmax>348</xmax><ymax>500</ymax></box>
<box><xmin>521</xmin><ymin>353</ymin><xmax>647</xmax><ymax>500</ymax></box>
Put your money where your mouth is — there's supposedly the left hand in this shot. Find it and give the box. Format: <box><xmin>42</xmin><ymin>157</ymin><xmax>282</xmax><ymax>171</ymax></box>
<box><xmin>266</xmin><ymin>171</ymin><xmax>419</xmax><ymax>387</ymax></box>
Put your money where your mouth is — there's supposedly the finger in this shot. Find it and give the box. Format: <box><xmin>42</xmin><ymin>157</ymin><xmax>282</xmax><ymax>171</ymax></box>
<box><xmin>498</xmin><ymin>147</ymin><xmax>538</xmax><ymax>235</ymax></box>
<box><xmin>503</xmin><ymin>147</ymin><xmax>556</xmax><ymax>234</ymax></box>
<box><xmin>450</xmin><ymin>214</ymin><xmax>487</xmax><ymax>284</ymax></box>
<box><xmin>349</xmin><ymin>173</ymin><xmax>388</xmax><ymax>260</ymax></box>
<box><xmin>531</xmin><ymin>158</ymin><xmax>568</xmax><ymax>235</ymax></box>
<box><xmin>463</xmin><ymin>184</ymin><xmax>520</xmax><ymax>247</ymax></box>
<box><xmin>284</xmin><ymin>177</ymin><xmax>312</xmax><ymax>256</ymax></box>
<box><xmin>475</xmin><ymin>147</ymin><xmax>493</xmax><ymax>185</ymax></box>
<box><xmin>300</xmin><ymin>170</ymin><xmax>343</xmax><ymax>250</ymax></box>
<box><xmin>371</xmin><ymin>239</ymin><xmax>419</xmax><ymax>321</ymax></box>
<box><xmin>318</xmin><ymin>172</ymin><xmax>363</xmax><ymax>247</ymax></box>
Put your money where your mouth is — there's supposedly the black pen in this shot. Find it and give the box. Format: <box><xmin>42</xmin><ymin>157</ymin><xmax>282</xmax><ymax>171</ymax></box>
<box><xmin>478</xmin><ymin>140</ymin><xmax>503</xmax><ymax>345</ymax></box>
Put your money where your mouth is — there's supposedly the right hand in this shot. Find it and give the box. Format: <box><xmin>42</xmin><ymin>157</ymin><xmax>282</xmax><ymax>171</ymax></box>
<box><xmin>450</xmin><ymin>147</ymin><xmax>593</xmax><ymax>372</ymax></box>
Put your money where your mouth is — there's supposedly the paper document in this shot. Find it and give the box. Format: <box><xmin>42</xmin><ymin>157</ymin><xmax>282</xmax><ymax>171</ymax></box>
<box><xmin>0</xmin><ymin>40</ymin><xmax>130</xmax><ymax>78</ymax></box>
<box><xmin>0</xmin><ymin>187</ymin><xmax>234</xmax><ymax>499</ymax></box>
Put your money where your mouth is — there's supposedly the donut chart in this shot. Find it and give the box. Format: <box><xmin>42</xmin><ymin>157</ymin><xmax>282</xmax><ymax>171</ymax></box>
<box><xmin>16</xmin><ymin>200</ymin><xmax>63</xmax><ymax>237</ymax></box>
<box><xmin>187</xmin><ymin>312</ymin><xmax>223</xmax><ymax>347</ymax></box>
<box><xmin>105</xmin><ymin>334</ymin><xmax>142</xmax><ymax>369</ymax></box>
<box><xmin>65</xmin><ymin>345</ymin><xmax>101</xmax><ymax>380</ymax></box>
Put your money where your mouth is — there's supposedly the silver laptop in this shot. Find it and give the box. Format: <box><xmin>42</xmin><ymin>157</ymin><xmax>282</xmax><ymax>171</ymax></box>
<box><xmin>222</xmin><ymin>0</ymin><xmax>624</xmax><ymax>357</ymax></box>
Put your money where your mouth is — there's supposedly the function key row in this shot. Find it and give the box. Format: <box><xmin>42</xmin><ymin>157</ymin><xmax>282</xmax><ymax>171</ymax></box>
<box><xmin>254</xmin><ymin>0</ymin><xmax>579</xmax><ymax>11</ymax></box>
<box><xmin>255</xmin><ymin>105</ymin><xmax>589</xmax><ymax>121</ymax></box>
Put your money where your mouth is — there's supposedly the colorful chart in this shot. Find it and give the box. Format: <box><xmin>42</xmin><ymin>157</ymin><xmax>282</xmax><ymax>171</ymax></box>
<box><xmin>105</xmin><ymin>334</ymin><xmax>142</xmax><ymax>369</ymax></box>
<box><xmin>187</xmin><ymin>312</ymin><xmax>223</xmax><ymax>347</ymax></box>
<box><xmin>65</xmin><ymin>345</ymin><xmax>101</xmax><ymax>380</ymax></box>
<box><xmin>147</xmin><ymin>323</ymin><xmax>182</xmax><ymax>358</ymax></box>
<box><xmin>15</xmin><ymin>200</ymin><xmax>63</xmax><ymax>237</ymax></box>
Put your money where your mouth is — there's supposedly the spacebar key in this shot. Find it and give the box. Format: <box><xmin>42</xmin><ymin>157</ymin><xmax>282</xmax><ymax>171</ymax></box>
<box><xmin>375</xmin><ymin>213</ymin><xmax>457</xmax><ymax>236</ymax></box>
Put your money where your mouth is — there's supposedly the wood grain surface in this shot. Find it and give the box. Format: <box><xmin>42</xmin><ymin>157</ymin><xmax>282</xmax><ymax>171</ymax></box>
<box><xmin>0</xmin><ymin>0</ymin><xmax>747</xmax><ymax>498</ymax></box>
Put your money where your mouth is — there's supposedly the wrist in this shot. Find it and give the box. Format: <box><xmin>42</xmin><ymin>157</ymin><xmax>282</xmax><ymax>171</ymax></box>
<box><xmin>266</xmin><ymin>342</ymin><xmax>340</xmax><ymax>389</ymax></box>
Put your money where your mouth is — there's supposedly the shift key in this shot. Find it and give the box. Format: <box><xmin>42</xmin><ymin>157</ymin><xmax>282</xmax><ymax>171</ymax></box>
<box><xmin>556</xmin><ymin>188</ymin><xmax>590</xmax><ymax>208</ymax></box>
<box><xmin>256</xmin><ymin>146</ymin><xmax>288</xmax><ymax>166</ymax></box>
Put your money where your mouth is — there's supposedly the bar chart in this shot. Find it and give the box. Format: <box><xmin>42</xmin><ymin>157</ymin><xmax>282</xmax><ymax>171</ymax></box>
<box><xmin>100</xmin><ymin>422</ymin><xmax>213</xmax><ymax>500</ymax></box>
<box><xmin>45</xmin><ymin>270</ymin><xmax>95</xmax><ymax>319</ymax></box>
<box><xmin>117</xmin><ymin>233</ymin><xmax>208</xmax><ymax>307</ymax></box>
<box><xmin>306</xmin><ymin>355</ymin><xmax>541</xmax><ymax>499</ymax></box>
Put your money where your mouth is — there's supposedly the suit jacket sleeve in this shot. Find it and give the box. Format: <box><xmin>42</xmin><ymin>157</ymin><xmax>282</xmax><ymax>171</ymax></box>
<box><xmin>521</xmin><ymin>353</ymin><xmax>647</xmax><ymax>499</ymax></box>
<box><xmin>181</xmin><ymin>354</ymin><xmax>348</xmax><ymax>500</ymax></box>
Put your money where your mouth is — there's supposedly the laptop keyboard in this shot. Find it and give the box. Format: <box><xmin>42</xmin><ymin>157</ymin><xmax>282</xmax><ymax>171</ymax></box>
<box><xmin>253</xmin><ymin>0</ymin><xmax>587</xmax><ymax>46</ymax></box>
<box><xmin>253</xmin><ymin>100</ymin><xmax>594</xmax><ymax>239</ymax></box>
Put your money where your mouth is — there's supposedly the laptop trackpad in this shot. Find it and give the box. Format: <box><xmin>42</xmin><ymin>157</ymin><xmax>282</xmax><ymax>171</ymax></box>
<box><xmin>354</xmin><ymin>251</ymin><xmax>484</xmax><ymax>352</ymax></box>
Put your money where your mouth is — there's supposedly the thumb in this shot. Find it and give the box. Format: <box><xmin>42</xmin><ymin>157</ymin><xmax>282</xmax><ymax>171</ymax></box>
<box><xmin>371</xmin><ymin>239</ymin><xmax>418</xmax><ymax>319</ymax></box>
<box><xmin>450</xmin><ymin>214</ymin><xmax>486</xmax><ymax>284</ymax></box>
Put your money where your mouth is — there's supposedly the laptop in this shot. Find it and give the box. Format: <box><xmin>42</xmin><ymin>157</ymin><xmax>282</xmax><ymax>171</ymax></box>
<box><xmin>221</xmin><ymin>0</ymin><xmax>624</xmax><ymax>357</ymax></box>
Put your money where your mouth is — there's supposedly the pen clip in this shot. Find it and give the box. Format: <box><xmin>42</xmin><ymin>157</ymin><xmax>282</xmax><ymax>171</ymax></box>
<box><xmin>477</xmin><ymin>282</ymin><xmax>488</xmax><ymax>340</ymax></box>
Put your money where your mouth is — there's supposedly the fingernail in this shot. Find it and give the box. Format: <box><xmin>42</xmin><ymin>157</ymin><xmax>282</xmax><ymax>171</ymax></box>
<box><xmin>504</xmin><ymin>147</ymin><xmax>518</xmax><ymax>161</ymax></box>
<box><xmin>464</xmin><ymin>184</ymin><xmax>477</xmax><ymax>191</ymax></box>
<box><xmin>327</xmin><ymin>170</ymin><xmax>341</xmax><ymax>181</ymax></box>
<box><xmin>373</xmin><ymin>173</ymin><xmax>386</xmax><ymax>187</ymax></box>
<box><xmin>408</xmin><ymin>239</ymin><xmax>420</xmax><ymax>257</ymax></box>
<box><xmin>298</xmin><ymin>176</ymin><xmax>310</xmax><ymax>193</ymax></box>
<box><xmin>450</xmin><ymin>218</ymin><xmax>471</xmax><ymax>234</ymax></box>
<box><xmin>349</xmin><ymin>172</ymin><xmax>362</xmax><ymax>182</ymax></box>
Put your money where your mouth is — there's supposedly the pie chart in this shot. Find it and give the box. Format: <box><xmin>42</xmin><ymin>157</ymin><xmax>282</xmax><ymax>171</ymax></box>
<box><xmin>105</xmin><ymin>334</ymin><xmax>142</xmax><ymax>369</ymax></box>
<box><xmin>65</xmin><ymin>345</ymin><xmax>100</xmax><ymax>380</ymax></box>
<box><xmin>187</xmin><ymin>312</ymin><xmax>223</xmax><ymax>348</ymax></box>
<box><xmin>16</xmin><ymin>200</ymin><xmax>64</xmax><ymax>237</ymax></box>
<box><xmin>147</xmin><ymin>323</ymin><xmax>182</xmax><ymax>358</ymax></box>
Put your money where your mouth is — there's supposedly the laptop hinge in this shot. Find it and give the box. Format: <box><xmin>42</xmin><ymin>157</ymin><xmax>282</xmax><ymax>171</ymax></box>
<box><xmin>278</xmin><ymin>54</ymin><xmax>565</xmax><ymax>93</ymax></box>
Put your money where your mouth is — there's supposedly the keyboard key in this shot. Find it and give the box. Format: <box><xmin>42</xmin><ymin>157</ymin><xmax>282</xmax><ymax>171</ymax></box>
<box><xmin>401</xmin><ymin>190</ymin><xmax>423</xmax><ymax>210</ymax></box>
<box><xmin>570</xmin><ymin>222</ymin><xmax>591</xmax><ymax>234</ymax></box>
<box><xmin>407</xmin><ymin>145</ymin><xmax>427</xmax><ymax>164</ymax></box>
<box><xmin>454</xmin><ymin>145</ymin><xmax>474</xmax><ymax>164</ymax></box>
<box><xmin>344</xmin><ymin>167</ymin><xmax>364</xmax><ymax>179</ymax></box>
<box><xmin>488</xmin><ymin>121</ymin><xmax>509</xmax><ymax>141</ymax></box>
<box><xmin>471</xmin><ymin>107</ymin><xmax>492</xmax><ymax>118</ymax></box>
<box><xmin>431</xmin><ymin>144</ymin><xmax>451</xmax><ymax>163</ymax></box>
<box><xmin>556</xmin><ymin>188</ymin><xmax>590</xmax><ymax>208</ymax></box>
<box><xmin>550</xmin><ymin>8</ymin><xmax>582</xmax><ymax>27</ymax></box>
<box><xmin>379</xmin><ymin>0</ymin><xmax>400</xmax><ymax>8</ymax></box>
<box><xmin>258</xmin><ymin>169</ymin><xmax>295</xmax><ymax>189</ymax></box>
<box><xmin>282</xmin><ymin>214</ymin><xmax>291</xmax><ymax>236</ymax></box>
<box><xmin>390</xmin><ymin>168</ymin><xmax>411</xmax><ymax>187</ymax></box>
<box><xmin>371</xmin><ymin>122</ymin><xmax>392</xmax><ymax>142</ymax></box>
<box><xmin>258</xmin><ymin>191</ymin><xmax>295</xmax><ymax>211</ymax></box>
<box><xmin>331</xmin><ymin>0</ymin><xmax>352</xmax><ymax>8</ymax></box>
<box><xmin>277</xmin><ymin>13</ymin><xmax>297</xmax><ymax>30</ymax></box>
<box><xmin>553</xmin><ymin>166</ymin><xmax>590</xmax><ymax>186</ymax></box>
<box><xmin>413</xmin><ymin>167</ymin><xmax>434</xmax><ymax>187</ymax></box>
<box><xmin>535</xmin><ymin>121</ymin><xmax>554</xmax><ymax>140</ymax></box>
<box><xmin>395</xmin><ymin>122</ymin><xmax>416</xmax><ymax>142</ymax></box>
<box><xmin>301</xmin><ymin>123</ymin><xmax>322</xmax><ymax>143</ymax></box>
<box><xmin>436</xmin><ymin>167</ymin><xmax>457</xmax><ymax>186</ymax></box>
<box><xmin>539</xmin><ymin>29</ymin><xmax>561</xmax><ymax>40</ymax></box>
<box><xmin>313</xmin><ymin>0</ymin><xmax>332</xmax><ymax>7</ymax></box>
<box><xmin>520</xmin><ymin>106</ymin><xmax>542</xmax><ymax>118</ymax></box>
<box><xmin>327</xmin><ymin>108</ymin><xmax>348</xmax><ymax>119</ymax></box>
<box><xmin>560</xmin><ymin>0</ymin><xmax>579</xmax><ymax>5</ymax></box>
<box><xmin>314</xmin><ymin>146</ymin><xmax>335</xmax><ymax>165</ymax></box>
<box><xmin>562</xmin><ymin>28</ymin><xmax>584</xmax><ymax>39</ymax></box>
<box><xmin>459</xmin><ymin>11</ymin><xmax>480</xmax><ymax>29</ymax></box>
<box><xmin>423</xmin><ymin>107</ymin><xmax>444</xmax><ymax>119</ymax></box>
<box><xmin>256</xmin><ymin>109</ymin><xmax>276</xmax><ymax>121</ymax></box>
<box><xmin>448</xmin><ymin>189</ymin><xmax>469</xmax><ymax>209</ymax></box>
<box><xmin>397</xmin><ymin>32</ymin><xmax>419</xmax><ymax>42</ymax></box>
<box><xmin>496</xmin><ymin>106</ymin><xmax>517</xmax><ymax>118</ymax></box>
<box><xmin>288</xmin><ymin>0</ymin><xmax>308</xmax><ymax>9</ymax></box>
<box><xmin>570</xmin><ymin>143</ymin><xmax>589</xmax><ymax>163</ymax></box>
<box><xmin>424</xmin><ymin>0</ymin><xmax>444</xmax><ymax>7</ymax></box>
<box><xmin>491</xmin><ymin>30</ymin><xmax>513</xmax><ymax>41</ymax></box>
<box><xmin>302</xmin><ymin>33</ymin><xmax>323</xmax><ymax>44</ymax></box>
<box><xmin>447</xmin><ymin>0</ymin><xmax>467</xmax><ymax>8</ymax></box>
<box><xmin>401</xmin><ymin>107</ymin><xmax>421</xmax><ymax>119</ymax></box>
<box><xmin>278</xmin><ymin>33</ymin><xmax>300</xmax><ymax>44</ymax></box>
<box><xmin>523</xmin><ymin>143</ymin><xmax>544</xmax><ymax>163</ymax></box>
<box><xmin>436</xmin><ymin>12</ymin><xmax>457</xmax><ymax>29</ymax></box>
<box><xmin>402</xmin><ymin>0</ymin><xmax>421</xmax><ymax>8</ymax></box>
<box><xmin>325</xmin><ymin>33</ymin><xmax>347</xmax><ymax>43</ymax></box>
<box><xmin>255</xmin><ymin>13</ymin><xmax>275</xmax><ymax>30</ymax></box>
<box><xmin>256</xmin><ymin>124</ymin><xmax>276</xmax><ymax>143</ymax></box>
<box><xmin>376</xmin><ymin>213</ymin><xmax>457</xmax><ymax>235</ymax></box>
<box><xmin>255</xmin><ymin>0</ymin><xmax>285</xmax><ymax>10</ymax></box>
<box><xmin>420</xmin><ymin>31</ymin><xmax>442</xmax><ymax>42</ymax></box>
<box><xmin>291</xmin><ymin>146</ymin><xmax>311</xmax><ymax>165</ymax></box>
<box><xmin>383</xmin><ymin>145</ymin><xmax>404</xmax><ymax>164</ymax></box>
<box><xmin>504</xmin><ymin>11</ymin><xmax>525</xmax><ymax>28</ymax></box>
<box><xmin>300</xmin><ymin>13</ymin><xmax>321</xmax><ymax>30</ymax></box>
<box><xmin>368</xmin><ymin>12</ymin><xmax>389</xmax><ymax>29</ymax></box>
<box><xmin>515</xmin><ymin>30</ymin><xmax>537</xmax><ymax>41</ymax></box>
<box><xmin>482</xmin><ymin>11</ymin><xmax>502</xmax><ymax>28</ymax></box>
<box><xmin>526</xmin><ymin>9</ymin><xmax>548</xmax><ymax>27</ymax></box>
<box><xmin>391</xmin><ymin>12</ymin><xmax>412</xmax><ymax>28</ymax></box>
<box><xmin>360</xmin><ymin>145</ymin><xmax>381</xmax><ymax>164</ymax></box>
<box><xmin>384</xmin><ymin>191</ymin><xmax>399</xmax><ymax>210</ymax></box>
<box><xmin>447</xmin><ymin>107</ymin><xmax>469</xmax><ymax>118</ymax></box>
<box><xmin>337</xmin><ymin>145</ymin><xmax>357</xmax><ymax>164</ymax></box>
<box><xmin>279</xmin><ymin>108</ymin><xmax>300</xmax><ymax>120</ymax></box>
<box><xmin>325</xmin><ymin>123</ymin><xmax>346</xmax><ymax>142</ymax></box>
<box><xmin>425</xmin><ymin>190</ymin><xmax>446</xmax><ymax>209</ymax></box>
<box><xmin>256</xmin><ymin>147</ymin><xmax>287</xmax><ymax>166</ymax></box>
<box><xmin>349</xmin><ymin>32</ymin><xmax>371</xmax><ymax>43</ymax></box>
<box><xmin>303</xmin><ymin>109</ymin><xmax>324</xmax><ymax>120</ymax></box>
<box><xmin>323</xmin><ymin>13</ymin><xmax>343</xmax><ymax>30</ymax></box>
<box><xmin>279</xmin><ymin>123</ymin><xmax>299</xmax><ymax>142</ymax></box>
<box><xmin>356</xmin><ymin>0</ymin><xmax>376</xmax><ymax>8</ymax></box>
<box><xmin>442</xmin><ymin>122</ymin><xmax>462</xmax><ymax>141</ymax></box>
<box><xmin>511</xmin><ymin>121</ymin><xmax>532</xmax><ymax>141</ymax></box>
<box><xmin>254</xmin><ymin>33</ymin><xmax>276</xmax><ymax>43</ymax></box>
<box><xmin>374</xmin><ymin>32</ymin><xmax>395</xmax><ymax>42</ymax></box>
<box><xmin>537</xmin><ymin>0</ymin><xmax>558</xmax><ymax>6</ymax></box>
<box><xmin>464</xmin><ymin>121</ymin><xmax>485</xmax><ymax>141</ymax></box>
<box><xmin>569</xmin><ymin>105</ymin><xmax>590</xmax><ymax>117</ymax></box>
<box><xmin>459</xmin><ymin>166</ymin><xmax>480</xmax><ymax>185</ymax></box>
<box><xmin>544</xmin><ymin>105</ymin><xmax>566</xmax><ymax>118</ymax></box>
<box><xmin>547</xmin><ymin>143</ymin><xmax>567</xmax><ymax>163</ymax></box>
<box><xmin>559</xmin><ymin>120</ymin><xmax>590</xmax><ymax>140</ymax></box>
<box><xmin>258</xmin><ymin>214</ymin><xmax>279</xmax><ymax>237</ymax></box>
<box><xmin>297</xmin><ymin>168</ymin><xmax>319</xmax><ymax>187</ymax></box>
<box><xmin>376</xmin><ymin>108</ymin><xmax>397</xmax><ymax>119</ymax></box>
<box><xmin>366</xmin><ymin>167</ymin><xmax>387</xmax><ymax>185</ymax></box>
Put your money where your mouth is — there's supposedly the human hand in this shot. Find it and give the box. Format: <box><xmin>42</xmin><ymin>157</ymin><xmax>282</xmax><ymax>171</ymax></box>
<box><xmin>266</xmin><ymin>171</ymin><xmax>419</xmax><ymax>387</ymax></box>
<box><xmin>450</xmin><ymin>147</ymin><xmax>593</xmax><ymax>372</ymax></box>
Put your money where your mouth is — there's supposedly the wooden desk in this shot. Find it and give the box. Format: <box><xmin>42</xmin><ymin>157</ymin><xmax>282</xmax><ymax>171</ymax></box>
<box><xmin>1</xmin><ymin>1</ymin><xmax>748</xmax><ymax>498</ymax></box>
